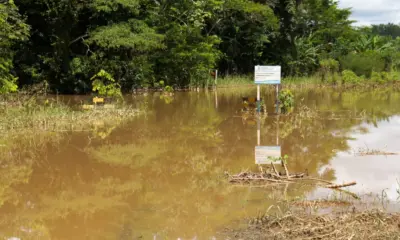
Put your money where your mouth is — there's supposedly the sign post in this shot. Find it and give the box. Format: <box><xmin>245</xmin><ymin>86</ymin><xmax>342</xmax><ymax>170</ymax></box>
<box><xmin>215</xmin><ymin>69</ymin><xmax>218</xmax><ymax>89</ymax></box>
<box><xmin>255</xmin><ymin>116</ymin><xmax>281</xmax><ymax>164</ymax></box>
<box><xmin>254</xmin><ymin>66</ymin><xmax>281</xmax><ymax>113</ymax></box>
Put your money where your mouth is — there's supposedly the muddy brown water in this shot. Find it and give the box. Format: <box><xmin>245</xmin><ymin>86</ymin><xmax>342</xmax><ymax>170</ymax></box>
<box><xmin>1</xmin><ymin>88</ymin><xmax>400</xmax><ymax>239</ymax></box>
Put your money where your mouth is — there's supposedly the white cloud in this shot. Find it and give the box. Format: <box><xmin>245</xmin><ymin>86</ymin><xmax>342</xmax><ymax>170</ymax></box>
<box><xmin>338</xmin><ymin>0</ymin><xmax>400</xmax><ymax>26</ymax></box>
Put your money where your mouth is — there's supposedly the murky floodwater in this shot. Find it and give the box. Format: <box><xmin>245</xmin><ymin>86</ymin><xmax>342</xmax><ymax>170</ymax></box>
<box><xmin>1</xmin><ymin>87</ymin><xmax>400</xmax><ymax>239</ymax></box>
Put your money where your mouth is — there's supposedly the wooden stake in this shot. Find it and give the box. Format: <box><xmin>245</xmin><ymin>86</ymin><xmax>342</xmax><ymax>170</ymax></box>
<box><xmin>271</xmin><ymin>162</ymin><xmax>279</xmax><ymax>176</ymax></box>
<box><xmin>282</xmin><ymin>160</ymin><xmax>290</xmax><ymax>179</ymax></box>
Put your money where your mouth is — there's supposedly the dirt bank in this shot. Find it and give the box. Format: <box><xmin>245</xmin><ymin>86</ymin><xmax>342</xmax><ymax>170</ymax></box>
<box><xmin>221</xmin><ymin>210</ymin><xmax>400</xmax><ymax>240</ymax></box>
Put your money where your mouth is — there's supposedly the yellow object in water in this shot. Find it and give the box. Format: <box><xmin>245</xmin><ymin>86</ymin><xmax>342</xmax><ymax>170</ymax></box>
<box><xmin>93</xmin><ymin>97</ymin><xmax>104</xmax><ymax>104</ymax></box>
<box><xmin>82</xmin><ymin>104</ymin><xmax>95</xmax><ymax>110</ymax></box>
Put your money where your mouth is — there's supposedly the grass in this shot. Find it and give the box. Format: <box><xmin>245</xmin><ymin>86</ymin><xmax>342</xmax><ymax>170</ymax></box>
<box><xmin>221</xmin><ymin>188</ymin><xmax>400</xmax><ymax>240</ymax></box>
<box><xmin>216</xmin><ymin>75</ymin><xmax>253</xmax><ymax>87</ymax></box>
<box><xmin>0</xmin><ymin>95</ymin><xmax>143</xmax><ymax>159</ymax></box>
<box><xmin>222</xmin><ymin>209</ymin><xmax>400</xmax><ymax>240</ymax></box>
<box><xmin>0</xmin><ymin>96</ymin><xmax>141</xmax><ymax>134</ymax></box>
<box><xmin>216</xmin><ymin>72</ymin><xmax>400</xmax><ymax>89</ymax></box>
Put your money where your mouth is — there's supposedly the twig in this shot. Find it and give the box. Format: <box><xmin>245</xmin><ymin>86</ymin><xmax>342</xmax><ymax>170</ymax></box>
<box><xmin>271</xmin><ymin>162</ymin><xmax>280</xmax><ymax>176</ymax></box>
<box><xmin>230</xmin><ymin>178</ymin><xmax>288</xmax><ymax>183</ymax></box>
<box><xmin>282</xmin><ymin>160</ymin><xmax>290</xmax><ymax>179</ymax></box>
<box><xmin>329</xmin><ymin>187</ymin><xmax>360</xmax><ymax>200</ymax></box>
<box><xmin>326</xmin><ymin>181</ymin><xmax>357</xmax><ymax>189</ymax></box>
<box><xmin>300</xmin><ymin>177</ymin><xmax>334</xmax><ymax>185</ymax></box>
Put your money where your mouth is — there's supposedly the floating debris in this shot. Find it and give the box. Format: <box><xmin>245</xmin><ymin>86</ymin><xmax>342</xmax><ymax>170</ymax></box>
<box><xmin>355</xmin><ymin>147</ymin><xmax>398</xmax><ymax>156</ymax></box>
<box><xmin>226</xmin><ymin>161</ymin><xmax>356</xmax><ymax>190</ymax></box>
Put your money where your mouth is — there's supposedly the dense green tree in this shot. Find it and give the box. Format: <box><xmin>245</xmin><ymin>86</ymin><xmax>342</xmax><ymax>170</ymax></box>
<box><xmin>0</xmin><ymin>0</ymin><xmax>29</xmax><ymax>93</ymax></box>
<box><xmin>4</xmin><ymin>0</ymin><xmax>399</xmax><ymax>92</ymax></box>
<box><xmin>372</xmin><ymin>23</ymin><xmax>400</xmax><ymax>39</ymax></box>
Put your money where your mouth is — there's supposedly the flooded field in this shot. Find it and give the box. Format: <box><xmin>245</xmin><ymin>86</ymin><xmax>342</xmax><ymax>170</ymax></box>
<box><xmin>1</xmin><ymin>87</ymin><xmax>400</xmax><ymax>239</ymax></box>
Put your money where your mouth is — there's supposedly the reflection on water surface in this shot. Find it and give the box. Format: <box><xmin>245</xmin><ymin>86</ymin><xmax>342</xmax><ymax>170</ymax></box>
<box><xmin>1</xmin><ymin>88</ymin><xmax>400</xmax><ymax>239</ymax></box>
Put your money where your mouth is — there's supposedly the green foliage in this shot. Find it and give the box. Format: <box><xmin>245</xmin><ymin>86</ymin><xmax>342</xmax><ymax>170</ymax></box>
<box><xmin>371</xmin><ymin>71</ymin><xmax>399</xmax><ymax>83</ymax></box>
<box><xmin>340</xmin><ymin>51</ymin><xmax>385</xmax><ymax>78</ymax></box>
<box><xmin>288</xmin><ymin>36</ymin><xmax>320</xmax><ymax>76</ymax></box>
<box><xmin>164</xmin><ymin>85</ymin><xmax>174</xmax><ymax>93</ymax></box>
<box><xmin>90</xmin><ymin>69</ymin><xmax>122</xmax><ymax>98</ymax></box>
<box><xmin>371</xmin><ymin>71</ymin><xmax>385</xmax><ymax>84</ymax></box>
<box><xmin>0</xmin><ymin>0</ymin><xmax>29</xmax><ymax>93</ymax></box>
<box><xmin>341</xmin><ymin>70</ymin><xmax>361</xmax><ymax>84</ymax></box>
<box><xmin>278</xmin><ymin>89</ymin><xmax>294</xmax><ymax>113</ymax></box>
<box><xmin>372</xmin><ymin>23</ymin><xmax>400</xmax><ymax>38</ymax></box>
<box><xmin>6</xmin><ymin>0</ymin><xmax>399</xmax><ymax>91</ymax></box>
<box><xmin>267</xmin><ymin>154</ymin><xmax>289</xmax><ymax>164</ymax></box>
<box><xmin>320</xmin><ymin>58</ymin><xmax>339</xmax><ymax>82</ymax></box>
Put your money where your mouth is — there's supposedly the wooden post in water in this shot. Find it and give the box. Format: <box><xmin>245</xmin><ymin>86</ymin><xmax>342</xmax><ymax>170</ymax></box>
<box><xmin>275</xmin><ymin>84</ymin><xmax>279</xmax><ymax>114</ymax></box>
<box><xmin>215</xmin><ymin>90</ymin><xmax>218</xmax><ymax>109</ymax></box>
<box><xmin>215</xmin><ymin>70</ymin><xmax>218</xmax><ymax>89</ymax></box>
<box><xmin>257</xmin><ymin>117</ymin><xmax>261</xmax><ymax>146</ymax></box>
<box><xmin>257</xmin><ymin>85</ymin><xmax>260</xmax><ymax>113</ymax></box>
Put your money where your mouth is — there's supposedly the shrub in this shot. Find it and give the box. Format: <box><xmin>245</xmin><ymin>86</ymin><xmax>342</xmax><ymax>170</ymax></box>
<box><xmin>320</xmin><ymin>58</ymin><xmax>339</xmax><ymax>83</ymax></box>
<box><xmin>370</xmin><ymin>71</ymin><xmax>399</xmax><ymax>83</ymax></box>
<box><xmin>342</xmin><ymin>70</ymin><xmax>361</xmax><ymax>84</ymax></box>
<box><xmin>389</xmin><ymin>72</ymin><xmax>400</xmax><ymax>81</ymax></box>
<box><xmin>278</xmin><ymin>89</ymin><xmax>294</xmax><ymax>113</ymax></box>
<box><xmin>340</xmin><ymin>51</ymin><xmax>385</xmax><ymax>78</ymax></box>
<box><xmin>90</xmin><ymin>69</ymin><xmax>122</xmax><ymax>99</ymax></box>
<box><xmin>164</xmin><ymin>85</ymin><xmax>174</xmax><ymax>93</ymax></box>
<box><xmin>371</xmin><ymin>71</ymin><xmax>384</xmax><ymax>84</ymax></box>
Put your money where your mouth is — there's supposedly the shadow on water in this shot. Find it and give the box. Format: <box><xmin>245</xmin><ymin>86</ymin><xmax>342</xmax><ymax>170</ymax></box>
<box><xmin>1</xmin><ymin>88</ymin><xmax>400</xmax><ymax>239</ymax></box>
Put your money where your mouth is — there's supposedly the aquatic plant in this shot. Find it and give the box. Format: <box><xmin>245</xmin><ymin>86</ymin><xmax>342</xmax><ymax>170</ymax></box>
<box><xmin>278</xmin><ymin>89</ymin><xmax>294</xmax><ymax>113</ymax></box>
<box><xmin>90</xmin><ymin>69</ymin><xmax>123</xmax><ymax>99</ymax></box>
<box><xmin>341</xmin><ymin>70</ymin><xmax>361</xmax><ymax>84</ymax></box>
<box><xmin>164</xmin><ymin>85</ymin><xmax>174</xmax><ymax>93</ymax></box>
<box><xmin>320</xmin><ymin>58</ymin><xmax>339</xmax><ymax>83</ymax></box>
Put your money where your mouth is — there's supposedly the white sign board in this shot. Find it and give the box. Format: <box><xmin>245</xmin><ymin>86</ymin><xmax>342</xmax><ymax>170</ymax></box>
<box><xmin>254</xmin><ymin>66</ymin><xmax>281</xmax><ymax>85</ymax></box>
<box><xmin>255</xmin><ymin>146</ymin><xmax>281</xmax><ymax>164</ymax></box>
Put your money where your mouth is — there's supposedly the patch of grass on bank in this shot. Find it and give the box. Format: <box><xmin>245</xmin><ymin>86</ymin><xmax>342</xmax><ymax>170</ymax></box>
<box><xmin>0</xmin><ymin>96</ymin><xmax>142</xmax><ymax>139</ymax></box>
<box><xmin>217</xmin><ymin>75</ymin><xmax>253</xmax><ymax>87</ymax></box>
<box><xmin>283</xmin><ymin>75</ymin><xmax>322</xmax><ymax>85</ymax></box>
<box><xmin>216</xmin><ymin>71</ymin><xmax>400</xmax><ymax>88</ymax></box>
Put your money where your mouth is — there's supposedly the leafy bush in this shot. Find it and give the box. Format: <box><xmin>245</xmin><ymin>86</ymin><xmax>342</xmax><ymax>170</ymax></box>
<box><xmin>90</xmin><ymin>70</ymin><xmax>122</xmax><ymax>98</ymax></box>
<box><xmin>342</xmin><ymin>70</ymin><xmax>361</xmax><ymax>84</ymax></box>
<box><xmin>340</xmin><ymin>51</ymin><xmax>385</xmax><ymax>78</ymax></box>
<box><xmin>371</xmin><ymin>71</ymin><xmax>384</xmax><ymax>84</ymax></box>
<box><xmin>320</xmin><ymin>58</ymin><xmax>339</xmax><ymax>83</ymax></box>
<box><xmin>389</xmin><ymin>72</ymin><xmax>400</xmax><ymax>81</ymax></box>
<box><xmin>164</xmin><ymin>85</ymin><xmax>174</xmax><ymax>93</ymax></box>
<box><xmin>278</xmin><ymin>89</ymin><xmax>294</xmax><ymax>113</ymax></box>
<box><xmin>371</xmin><ymin>71</ymin><xmax>400</xmax><ymax>83</ymax></box>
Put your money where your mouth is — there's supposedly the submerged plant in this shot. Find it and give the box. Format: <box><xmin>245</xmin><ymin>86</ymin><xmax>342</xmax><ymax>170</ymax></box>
<box><xmin>341</xmin><ymin>70</ymin><xmax>361</xmax><ymax>84</ymax></box>
<box><xmin>164</xmin><ymin>85</ymin><xmax>174</xmax><ymax>93</ymax></box>
<box><xmin>278</xmin><ymin>90</ymin><xmax>294</xmax><ymax>113</ymax></box>
<box><xmin>90</xmin><ymin>69</ymin><xmax>122</xmax><ymax>99</ymax></box>
<box><xmin>320</xmin><ymin>58</ymin><xmax>339</xmax><ymax>83</ymax></box>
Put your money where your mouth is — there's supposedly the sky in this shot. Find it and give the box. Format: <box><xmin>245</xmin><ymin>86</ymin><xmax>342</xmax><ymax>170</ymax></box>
<box><xmin>338</xmin><ymin>0</ymin><xmax>400</xmax><ymax>26</ymax></box>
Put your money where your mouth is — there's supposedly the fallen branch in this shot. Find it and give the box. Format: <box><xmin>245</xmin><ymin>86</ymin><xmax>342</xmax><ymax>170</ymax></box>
<box><xmin>230</xmin><ymin>177</ymin><xmax>284</xmax><ymax>183</ymax></box>
<box><xmin>326</xmin><ymin>181</ymin><xmax>357</xmax><ymax>189</ymax></box>
<box><xmin>300</xmin><ymin>177</ymin><xmax>334</xmax><ymax>185</ymax></box>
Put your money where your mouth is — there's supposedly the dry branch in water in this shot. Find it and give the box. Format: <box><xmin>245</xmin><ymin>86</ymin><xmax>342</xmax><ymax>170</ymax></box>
<box><xmin>355</xmin><ymin>147</ymin><xmax>399</xmax><ymax>156</ymax></box>
<box><xmin>227</xmin><ymin>161</ymin><xmax>356</xmax><ymax>190</ymax></box>
<box><xmin>326</xmin><ymin>181</ymin><xmax>356</xmax><ymax>189</ymax></box>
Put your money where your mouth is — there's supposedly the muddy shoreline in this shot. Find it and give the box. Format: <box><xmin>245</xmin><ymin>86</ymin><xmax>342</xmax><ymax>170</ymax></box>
<box><xmin>220</xmin><ymin>209</ymin><xmax>400</xmax><ymax>239</ymax></box>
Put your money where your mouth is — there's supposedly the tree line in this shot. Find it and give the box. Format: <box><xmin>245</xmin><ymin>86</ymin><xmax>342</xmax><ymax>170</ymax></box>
<box><xmin>1</xmin><ymin>0</ymin><xmax>400</xmax><ymax>93</ymax></box>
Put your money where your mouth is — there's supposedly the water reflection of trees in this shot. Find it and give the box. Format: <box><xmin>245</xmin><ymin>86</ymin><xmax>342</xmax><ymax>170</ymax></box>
<box><xmin>1</xmin><ymin>89</ymin><xmax>400</xmax><ymax>239</ymax></box>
